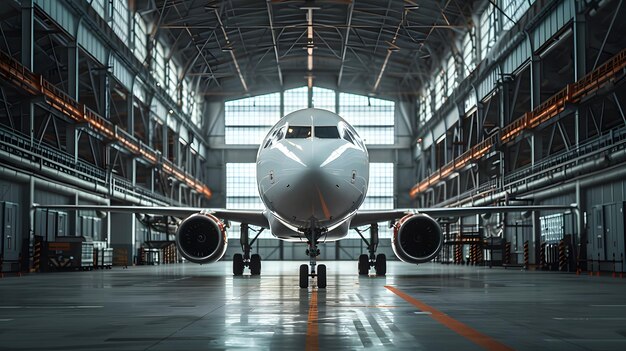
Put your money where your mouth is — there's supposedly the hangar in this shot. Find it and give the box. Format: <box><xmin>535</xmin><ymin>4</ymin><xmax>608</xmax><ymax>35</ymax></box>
<box><xmin>1</xmin><ymin>0</ymin><xmax>626</xmax><ymax>349</ymax></box>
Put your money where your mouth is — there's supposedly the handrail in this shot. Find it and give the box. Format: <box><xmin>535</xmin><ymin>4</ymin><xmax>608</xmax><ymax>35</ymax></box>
<box><xmin>0</xmin><ymin>50</ymin><xmax>212</xmax><ymax>199</ymax></box>
<box><xmin>0</xmin><ymin>125</ymin><xmax>177</xmax><ymax>205</ymax></box>
<box><xmin>410</xmin><ymin>47</ymin><xmax>626</xmax><ymax>199</ymax></box>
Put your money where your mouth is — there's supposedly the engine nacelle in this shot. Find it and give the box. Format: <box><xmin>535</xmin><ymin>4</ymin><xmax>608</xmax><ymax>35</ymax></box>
<box><xmin>392</xmin><ymin>213</ymin><xmax>443</xmax><ymax>264</ymax></box>
<box><xmin>175</xmin><ymin>213</ymin><xmax>227</xmax><ymax>264</ymax></box>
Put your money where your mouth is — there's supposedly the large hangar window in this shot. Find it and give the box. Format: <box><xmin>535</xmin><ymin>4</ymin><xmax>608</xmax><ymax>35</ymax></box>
<box><xmin>284</xmin><ymin>87</ymin><xmax>309</xmax><ymax>115</ymax></box>
<box><xmin>111</xmin><ymin>0</ymin><xmax>130</xmax><ymax>42</ymax></box>
<box><xmin>225</xmin><ymin>93</ymin><xmax>281</xmax><ymax>144</ymax></box>
<box><xmin>350</xmin><ymin>162</ymin><xmax>394</xmax><ymax>239</ymax></box>
<box><xmin>225</xmin><ymin>88</ymin><xmax>395</xmax><ymax>145</ymax></box>
<box><xmin>226</xmin><ymin>163</ymin><xmax>270</xmax><ymax>239</ymax></box>
<box><xmin>339</xmin><ymin>93</ymin><xmax>394</xmax><ymax>144</ymax></box>
<box><xmin>312</xmin><ymin>87</ymin><xmax>336</xmax><ymax>113</ymax></box>
<box><xmin>132</xmin><ymin>13</ymin><xmax>147</xmax><ymax>63</ymax></box>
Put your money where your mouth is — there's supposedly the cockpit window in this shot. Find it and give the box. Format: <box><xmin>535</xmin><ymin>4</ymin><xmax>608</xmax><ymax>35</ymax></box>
<box><xmin>342</xmin><ymin>129</ymin><xmax>355</xmax><ymax>144</ymax></box>
<box><xmin>315</xmin><ymin>126</ymin><xmax>340</xmax><ymax>139</ymax></box>
<box><xmin>263</xmin><ymin>125</ymin><xmax>286</xmax><ymax>149</ymax></box>
<box><xmin>285</xmin><ymin>126</ymin><xmax>312</xmax><ymax>138</ymax></box>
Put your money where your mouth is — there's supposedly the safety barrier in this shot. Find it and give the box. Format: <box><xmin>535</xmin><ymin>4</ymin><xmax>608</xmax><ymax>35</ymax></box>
<box><xmin>410</xmin><ymin>47</ymin><xmax>626</xmax><ymax>198</ymax></box>
<box><xmin>539</xmin><ymin>242</ymin><xmax>546</xmax><ymax>270</ymax></box>
<box><xmin>162</xmin><ymin>243</ymin><xmax>178</xmax><ymax>264</ymax></box>
<box><xmin>0</xmin><ymin>50</ymin><xmax>212</xmax><ymax>199</ymax></box>
<box><xmin>31</xmin><ymin>236</ymin><xmax>41</xmax><ymax>273</ymax></box>
<box><xmin>523</xmin><ymin>241</ymin><xmax>529</xmax><ymax>269</ymax></box>
<box><xmin>454</xmin><ymin>244</ymin><xmax>463</xmax><ymax>264</ymax></box>
<box><xmin>558</xmin><ymin>240</ymin><xmax>567</xmax><ymax>272</ymax></box>
<box><xmin>503</xmin><ymin>241</ymin><xmax>511</xmax><ymax>265</ymax></box>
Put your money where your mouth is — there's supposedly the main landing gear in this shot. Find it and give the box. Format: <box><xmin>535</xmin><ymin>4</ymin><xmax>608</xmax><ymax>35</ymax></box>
<box><xmin>233</xmin><ymin>224</ymin><xmax>264</xmax><ymax>276</ymax></box>
<box><xmin>355</xmin><ymin>223</ymin><xmax>386</xmax><ymax>276</ymax></box>
<box><xmin>299</xmin><ymin>227</ymin><xmax>327</xmax><ymax>289</ymax></box>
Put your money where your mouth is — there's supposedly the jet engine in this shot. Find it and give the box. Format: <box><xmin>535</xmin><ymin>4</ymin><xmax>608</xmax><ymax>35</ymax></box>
<box><xmin>391</xmin><ymin>213</ymin><xmax>443</xmax><ymax>264</ymax></box>
<box><xmin>175</xmin><ymin>213</ymin><xmax>227</xmax><ymax>264</ymax></box>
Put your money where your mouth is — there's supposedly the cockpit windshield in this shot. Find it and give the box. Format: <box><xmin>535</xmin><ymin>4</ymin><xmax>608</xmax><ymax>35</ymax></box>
<box><xmin>315</xmin><ymin>126</ymin><xmax>340</xmax><ymax>139</ymax></box>
<box><xmin>286</xmin><ymin>126</ymin><xmax>312</xmax><ymax>138</ymax></box>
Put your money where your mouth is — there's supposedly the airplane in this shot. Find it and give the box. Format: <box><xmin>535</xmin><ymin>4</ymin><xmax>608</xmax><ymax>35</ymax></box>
<box><xmin>35</xmin><ymin>108</ymin><xmax>576</xmax><ymax>289</ymax></box>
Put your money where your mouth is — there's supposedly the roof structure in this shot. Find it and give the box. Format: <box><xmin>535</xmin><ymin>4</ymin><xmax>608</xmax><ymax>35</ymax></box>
<box><xmin>138</xmin><ymin>0</ymin><xmax>477</xmax><ymax>100</ymax></box>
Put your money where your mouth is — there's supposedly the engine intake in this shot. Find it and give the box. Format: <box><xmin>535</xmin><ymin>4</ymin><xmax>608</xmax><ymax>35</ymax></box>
<box><xmin>176</xmin><ymin>213</ymin><xmax>227</xmax><ymax>264</ymax></box>
<box><xmin>392</xmin><ymin>214</ymin><xmax>443</xmax><ymax>264</ymax></box>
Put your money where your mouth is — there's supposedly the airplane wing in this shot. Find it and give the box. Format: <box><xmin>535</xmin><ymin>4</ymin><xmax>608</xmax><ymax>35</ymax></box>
<box><xmin>32</xmin><ymin>204</ymin><xmax>270</xmax><ymax>228</ymax></box>
<box><xmin>350</xmin><ymin>204</ymin><xmax>577</xmax><ymax>228</ymax></box>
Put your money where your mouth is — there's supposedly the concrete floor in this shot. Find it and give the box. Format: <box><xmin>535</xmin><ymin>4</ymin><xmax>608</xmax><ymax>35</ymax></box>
<box><xmin>1</xmin><ymin>261</ymin><xmax>625</xmax><ymax>351</ymax></box>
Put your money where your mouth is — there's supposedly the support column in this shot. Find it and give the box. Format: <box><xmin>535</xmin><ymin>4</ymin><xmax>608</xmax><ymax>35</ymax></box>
<box><xmin>127</xmin><ymin>95</ymin><xmax>137</xmax><ymax>186</ymax></box>
<box><xmin>173</xmin><ymin>132</ymin><xmax>180</xmax><ymax>166</ymax></box>
<box><xmin>21</xmin><ymin>0</ymin><xmax>34</xmax><ymax>144</ymax></box>
<box><xmin>21</xmin><ymin>0</ymin><xmax>33</xmax><ymax>70</ymax></box>
<box><xmin>573</xmin><ymin>4</ymin><xmax>587</xmax><ymax>146</ymax></box>
<box><xmin>162</xmin><ymin>121</ymin><xmax>169</xmax><ymax>160</ymax></box>
<box><xmin>25</xmin><ymin>176</ymin><xmax>34</xmax><ymax>270</ymax></box>
<box><xmin>529</xmin><ymin>54</ymin><xmax>541</xmax><ymax>166</ymax></box>
<box><xmin>532</xmin><ymin>211</ymin><xmax>541</xmax><ymax>267</ymax></box>
<box><xmin>66</xmin><ymin>125</ymin><xmax>78</xmax><ymax>163</ymax></box>
<box><xmin>99</xmin><ymin>71</ymin><xmax>110</xmax><ymax>119</ymax></box>
<box><xmin>68</xmin><ymin>42</ymin><xmax>79</xmax><ymax>100</ymax></box>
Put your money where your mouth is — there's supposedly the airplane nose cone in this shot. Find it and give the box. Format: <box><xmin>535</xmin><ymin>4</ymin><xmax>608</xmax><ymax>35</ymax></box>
<box><xmin>263</xmin><ymin>141</ymin><xmax>365</xmax><ymax>226</ymax></box>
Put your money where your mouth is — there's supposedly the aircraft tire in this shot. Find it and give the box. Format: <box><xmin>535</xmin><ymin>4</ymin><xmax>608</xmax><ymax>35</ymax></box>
<box><xmin>299</xmin><ymin>264</ymin><xmax>309</xmax><ymax>288</ymax></box>
<box><xmin>317</xmin><ymin>264</ymin><xmax>327</xmax><ymax>288</ymax></box>
<box><xmin>375</xmin><ymin>254</ymin><xmax>387</xmax><ymax>276</ymax></box>
<box><xmin>233</xmin><ymin>254</ymin><xmax>244</xmax><ymax>276</ymax></box>
<box><xmin>250</xmin><ymin>254</ymin><xmax>261</xmax><ymax>275</ymax></box>
<box><xmin>358</xmin><ymin>254</ymin><xmax>369</xmax><ymax>275</ymax></box>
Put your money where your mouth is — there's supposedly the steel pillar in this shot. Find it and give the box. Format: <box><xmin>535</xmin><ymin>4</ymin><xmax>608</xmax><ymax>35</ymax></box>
<box><xmin>573</xmin><ymin>4</ymin><xmax>587</xmax><ymax>146</ymax></box>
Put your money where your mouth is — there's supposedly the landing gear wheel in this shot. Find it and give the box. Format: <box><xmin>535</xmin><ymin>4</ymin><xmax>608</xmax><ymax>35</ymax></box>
<box><xmin>375</xmin><ymin>254</ymin><xmax>387</xmax><ymax>276</ymax></box>
<box><xmin>250</xmin><ymin>254</ymin><xmax>261</xmax><ymax>275</ymax></box>
<box><xmin>317</xmin><ymin>264</ymin><xmax>327</xmax><ymax>288</ymax></box>
<box><xmin>358</xmin><ymin>254</ymin><xmax>369</xmax><ymax>275</ymax></box>
<box><xmin>299</xmin><ymin>264</ymin><xmax>309</xmax><ymax>288</ymax></box>
<box><xmin>233</xmin><ymin>253</ymin><xmax>244</xmax><ymax>276</ymax></box>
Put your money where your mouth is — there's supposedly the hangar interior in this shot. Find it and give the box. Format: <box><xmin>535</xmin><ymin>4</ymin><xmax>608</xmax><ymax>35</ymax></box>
<box><xmin>0</xmin><ymin>0</ymin><xmax>625</xmax><ymax>276</ymax></box>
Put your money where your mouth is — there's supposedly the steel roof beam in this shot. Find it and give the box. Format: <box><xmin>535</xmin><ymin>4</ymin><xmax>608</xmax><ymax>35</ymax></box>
<box><xmin>337</xmin><ymin>0</ymin><xmax>354</xmax><ymax>87</ymax></box>
<box><xmin>266</xmin><ymin>0</ymin><xmax>283</xmax><ymax>86</ymax></box>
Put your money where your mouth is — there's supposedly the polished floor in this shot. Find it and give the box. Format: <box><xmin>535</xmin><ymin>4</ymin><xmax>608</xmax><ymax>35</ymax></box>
<box><xmin>1</xmin><ymin>261</ymin><xmax>626</xmax><ymax>350</ymax></box>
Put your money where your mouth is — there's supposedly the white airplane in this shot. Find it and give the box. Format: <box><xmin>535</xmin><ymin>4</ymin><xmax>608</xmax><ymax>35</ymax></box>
<box><xmin>36</xmin><ymin>108</ymin><xmax>575</xmax><ymax>288</ymax></box>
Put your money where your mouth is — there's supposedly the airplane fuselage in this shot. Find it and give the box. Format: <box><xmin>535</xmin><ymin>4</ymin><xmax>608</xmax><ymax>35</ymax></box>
<box><xmin>256</xmin><ymin>108</ymin><xmax>369</xmax><ymax>241</ymax></box>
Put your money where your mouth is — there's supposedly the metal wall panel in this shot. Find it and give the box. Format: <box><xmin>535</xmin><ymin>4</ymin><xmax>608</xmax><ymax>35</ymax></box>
<box><xmin>478</xmin><ymin>69</ymin><xmax>499</xmax><ymax>101</ymax></box>
<box><xmin>46</xmin><ymin>210</ymin><xmax>56</xmax><ymax>242</ymax></box>
<box><xmin>56</xmin><ymin>212</ymin><xmax>67</xmax><ymax>237</ymax></box>
<box><xmin>110</xmin><ymin>54</ymin><xmax>133</xmax><ymax>91</ymax></box>
<box><xmin>504</xmin><ymin>42</ymin><xmax>530</xmax><ymax>75</ymax></box>
<box><xmin>34</xmin><ymin>0</ymin><xmax>75</xmax><ymax>36</ymax></box>
<box><xmin>77</xmin><ymin>26</ymin><xmax>107</xmax><ymax>65</ymax></box>
<box><xmin>532</xmin><ymin>0</ymin><xmax>574</xmax><ymax>51</ymax></box>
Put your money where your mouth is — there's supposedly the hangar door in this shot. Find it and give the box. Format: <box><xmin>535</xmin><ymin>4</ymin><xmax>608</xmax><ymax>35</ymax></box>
<box><xmin>1</xmin><ymin>202</ymin><xmax>20</xmax><ymax>262</ymax></box>
<box><xmin>589</xmin><ymin>203</ymin><xmax>625</xmax><ymax>272</ymax></box>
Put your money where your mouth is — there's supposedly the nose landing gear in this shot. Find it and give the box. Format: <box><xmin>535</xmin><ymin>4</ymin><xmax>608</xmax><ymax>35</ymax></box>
<box><xmin>299</xmin><ymin>227</ymin><xmax>327</xmax><ymax>289</ymax></box>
